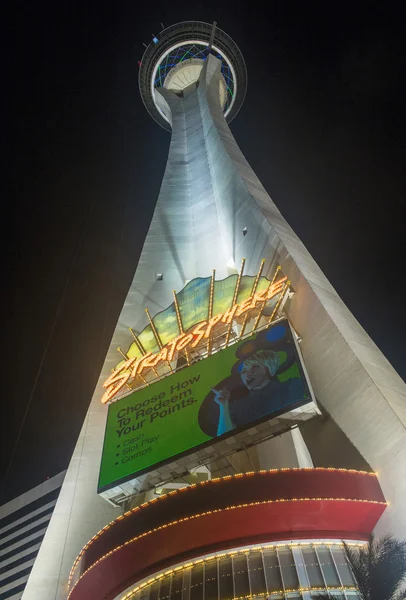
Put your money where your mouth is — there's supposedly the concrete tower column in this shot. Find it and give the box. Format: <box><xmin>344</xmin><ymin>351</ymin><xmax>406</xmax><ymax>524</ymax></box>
<box><xmin>256</xmin><ymin>428</ymin><xmax>314</xmax><ymax>470</ymax></box>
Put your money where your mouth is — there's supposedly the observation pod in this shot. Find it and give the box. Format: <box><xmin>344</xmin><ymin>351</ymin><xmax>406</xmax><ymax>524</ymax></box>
<box><xmin>138</xmin><ymin>21</ymin><xmax>247</xmax><ymax>130</ymax></box>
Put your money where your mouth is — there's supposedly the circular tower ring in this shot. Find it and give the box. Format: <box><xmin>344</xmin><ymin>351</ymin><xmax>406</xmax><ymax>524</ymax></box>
<box><xmin>138</xmin><ymin>21</ymin><xmax>248</xmax><ymax>131</ymax></box>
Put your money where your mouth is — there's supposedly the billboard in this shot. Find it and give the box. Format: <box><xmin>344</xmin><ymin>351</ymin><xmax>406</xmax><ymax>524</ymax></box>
<box><xmin>98</xmin><ymin>320</ymin><xmax>312</xmax><ymax>492</ymax></box>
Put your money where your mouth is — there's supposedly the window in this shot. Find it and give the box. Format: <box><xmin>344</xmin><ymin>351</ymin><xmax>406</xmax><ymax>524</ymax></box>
<box><xmin>219</xmin><ymin>556</ymin><xmax>234</xmax><ymax>600</ymax></box>
<box><xmin>317</xmin><ymin>546</ymin><xmax>340</xmax><ymax>587</ymax></box>
<box><xmin>190</xmin><ymin>564</ymin><xmax>204</xmax><ymax>600</ymax></box>
<box><xmin>248</xmin><ymin>551</ymin><xmax>266</xmax><ymax>595</ymax></box>
<box><xmin>122</xmin><ymin>543</ymin><xmax>359</xmax><ymax>600</ymax></box>
<box><xmin>331</xmin><ymin>547</ymin><xmax>356</xmax><ymax>586</ymax></box>
<box><xmin>278</xmin><ymin>548</ymin><xmax>299</xmax><ymax>589</ymax></box>
<box><xmin>301</xmin><ymin>547</ymin><xmax>324</xmax><ymax>587</ymax></box>
<box><xmin>182</xmin><ymin>568</ymin><xmax>192</xmax><ymax>600</ymax></box>
<box><xmin>263</xmin><ymin>549</ymin><xmax>283</xmax><ymax>591</ymax></box>
<box><xmin>149</xmin><ymin>582</ymin><xmax>159</xmax><ymax>600</ymax></box>
<box><xmin>205</xmin><ymin>560</ymin><xmax>218</xmax><ymax>600</ymax></box>
<box><xmin>172</xmin><ymin>572</ymin><xmax>183</xmax><ymax>600</ymax></box>
<box><xmin>159</xmin><ymin>577</ymin><xmax>171</xmax><ymax>600</ymax></box>
<box><xmin>232</xmin><ymin>554</ymin><xmax>250</xmax><ymax>597</ymax></box>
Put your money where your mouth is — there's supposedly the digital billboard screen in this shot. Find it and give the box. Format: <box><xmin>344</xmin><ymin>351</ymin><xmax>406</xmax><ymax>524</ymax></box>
<box><xmin>98</xmin><ymin>319</ymin><xmax>312</xmax><ymax>492</ymax></box>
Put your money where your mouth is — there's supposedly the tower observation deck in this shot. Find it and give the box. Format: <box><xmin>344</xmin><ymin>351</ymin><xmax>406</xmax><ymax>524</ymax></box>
<box><xmin>139</xmin><ymin>21</ymin><xmax>247</xmax><ymax>130</ymax></box>
<box><xmin>22</xmin><ymin>21</ymin><xmax>406</xmax><ymax>600</ymax></box>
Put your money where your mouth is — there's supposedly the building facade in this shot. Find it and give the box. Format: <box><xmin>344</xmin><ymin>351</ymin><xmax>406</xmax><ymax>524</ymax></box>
<box><xmin>22</xmin><ymin>21</ymin><xmax>406</xmax><ymax>600</ymax></box>
<box><xmin>0</xmin><ymin>472</ymin><xmax>65</xmax><ymax>600</ymax></box>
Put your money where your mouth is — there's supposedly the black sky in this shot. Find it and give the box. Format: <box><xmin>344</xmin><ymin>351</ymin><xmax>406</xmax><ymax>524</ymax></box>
<box><xmin>2</xmin><ymin>0</ymin><xmax>405</xmax><ymax>503</ymax></box>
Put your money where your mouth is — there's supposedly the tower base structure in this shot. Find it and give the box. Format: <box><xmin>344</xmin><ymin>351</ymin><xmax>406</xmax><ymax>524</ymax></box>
<box><xmin>68</xmin><ymin>469</ymin><xmax>386</xmax><ymax>600</ymax></box>
<box><xmin>22</xmin><ymin>25</ymin><xmax>406</xmax><ymax>600</ymax></box>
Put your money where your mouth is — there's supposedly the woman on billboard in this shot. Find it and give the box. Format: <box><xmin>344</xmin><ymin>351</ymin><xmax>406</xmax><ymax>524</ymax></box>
<box><xmin>212</xmin><ymin>348</ymin><xmax>305</xmax><ymax>435</ymax></box>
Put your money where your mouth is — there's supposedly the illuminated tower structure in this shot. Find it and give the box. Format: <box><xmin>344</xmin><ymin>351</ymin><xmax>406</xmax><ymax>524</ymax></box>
<box><xmin>23</xmin><ymin>21</ymin><xmax>406</xmax><ymax>600</ymax></box>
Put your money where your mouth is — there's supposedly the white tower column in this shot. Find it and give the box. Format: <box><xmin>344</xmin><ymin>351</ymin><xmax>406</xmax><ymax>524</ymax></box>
<box><xmin>256</xmin><ymin>428</ymin><xmax>314</xmax><ymax>470</ymax></box>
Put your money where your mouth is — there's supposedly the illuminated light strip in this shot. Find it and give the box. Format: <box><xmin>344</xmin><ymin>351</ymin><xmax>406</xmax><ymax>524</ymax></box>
<box><xmin>89</xmin><ymin>538</ymin><xmax>364</xmax><ymax>598</ymax></box>
<box><xmin>100</xmin><ymin>356</ymin><xmax>137</xmax><ymax>404</ymax></box>
<box><xmin>207</xmin><ymin>334</ymin><xmax>212</xmax><ymax>357</ymax></box>
<box><xmin>117</xmin><ymin>348</ymin><xmax>156</xmax><ymax>390</ymax></box>
<box><xmin>129</xmin><ymin>329</ymin><xmax>161</xmax><ymax>380</ymax></box>
<box><xmin>237</xmin><ymin>311</ymin><xmax>254</xmax><ymax>338</ymax></box>
<box><xmin>115</xmin><ymin>351</ymin><xmax>137</xmax><ymax>392</ymax></box>
<box><xmin>232</xmin><ymin>259</ymin><xmax>246</xmax><ymax>311</ymax></box>
<box><xmin>137</xmin><ymin>372</ymin><xmax>150</xmax><ymax>387</ymax></box>
<box><xmin>268</xmin><ymin>279</ymin><xmax>290</xmax><ymax>324</ymax></box>
<box><xmin>145</xmin><ymin>307</ymin><xmax>163</xmax><ymax>349</ymax></box>
<box><xmin>225</xmin><ymin>258</ymin><xmax>245</xmax><ymax>347</ymax></box>
<box><xmin>252</xmin><ymin>266</ymin><xmax>281</xmax><ymax>331</ymax></box>
<box><xmin>172</xmin><ymin>290</ymin><xmax>184</xmax><ymax>335</ymax></box>
<box><xmin>118</xmin><ymin>346</ymin><xmax>159</xmax><ymax>386</ymax></box>
<box><xmin>68</xmin><ymin>467</ymin><xmax>379</xmax><ymax>585</ymax></box>
<box><xmin>239</xmin><ymin>259</ymin><xmax>266</xmax><ymax>339</ymax></box>
<box><xmin>117</xmin><ymin>347</ymin><xmax>128</xmax><ymax>361</ymax></box>
<box><xmin>252</xmin><ymin>260</ymin><xmax>266</xmax><ymax>296</ymax></box>
<box><xmin>129</xmin><ymin>328</ymin><xmax>145</xmax><ymax>354</ymax></box>
<box><xmin>173</xmin><ymin>290</ymin><xmax>190</xmax><ymax>366</ymax></box>
<box><xmin>124</xmin><ymin>586</ymin><xmax>358</xmax><ymax>600</ymax></box>
<box><xmin>208</xmin><ymin>269</ymin><xmax>215</xmax><ymax>320</ymax></box>
<box><xmin>207</xmin><ymin>270</ymin><xmax>216</xmax><ymax>356</ymax></box>
<box><xmin>123</xmin><ymin>582</ymin><xmax>359</xmax><ymax>600</ymax></box>
<box><xmin>69</xmin><ymin>468</ymin><xmax>378</xmax><ymax>577</ymax></box>
<box><xmin>145</xmin><ymin>307</ymin><xmax>173</xmax><ymax>373</ymax></box>
<box><xmin>68</xmin><ymin>496</ymin><xmax>385</xmax><ymax>594</ymax></box>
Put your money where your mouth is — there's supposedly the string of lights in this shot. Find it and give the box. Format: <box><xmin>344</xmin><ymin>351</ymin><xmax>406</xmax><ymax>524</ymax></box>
<box><xmin>120</xmin><ymin>542</ymin><xmax>364</xmax><ymax>600</ymax></box>
<box><xmin>67</xmin><ymin>467</ymin><xmax>383</xmax><ymax>595</ymax></box>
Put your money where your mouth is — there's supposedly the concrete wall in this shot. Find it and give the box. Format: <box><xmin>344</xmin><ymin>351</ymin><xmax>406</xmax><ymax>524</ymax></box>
<box><xmin>1</xmin><ymin>472</ymin><xmax>66</xmax><ymax>600</ymax></box>
<box><xmin>300</xmin><ymin>411</ymin><xmax>372</xmax><ymax>472</ymax></box>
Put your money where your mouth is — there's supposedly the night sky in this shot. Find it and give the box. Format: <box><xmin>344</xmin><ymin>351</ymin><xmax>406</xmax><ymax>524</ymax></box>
<box><xmin>2</xmin><ymin>1</ymin><xmax>405</xmax><ymax>504</ymax></box>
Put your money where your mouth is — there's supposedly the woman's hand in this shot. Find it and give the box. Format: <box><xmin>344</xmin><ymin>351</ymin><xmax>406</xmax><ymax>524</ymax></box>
<box><xmin>212</xmin><ymin>388</ymin><xmax>233</xmax><ymax>435</ymax></box>
<box><xmin>212</xmin><ymin>388</ymin><xmax>230</xmax><ymax>405</ymax></box>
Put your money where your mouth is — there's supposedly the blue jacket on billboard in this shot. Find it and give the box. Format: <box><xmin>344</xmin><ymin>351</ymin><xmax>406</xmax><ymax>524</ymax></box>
<box><xmin>212</xmin><ymin>348</ymin><xmax>306</xmax><ymax>435</ymax></box>
<box><xmin>229</xmin><ymin>377</ymin><xmax>305</xmax><ymax>429</ymax></box>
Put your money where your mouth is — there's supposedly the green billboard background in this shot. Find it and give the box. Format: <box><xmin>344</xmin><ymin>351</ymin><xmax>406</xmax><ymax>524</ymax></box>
<box><xmin>98</xmin><ymin>321</ymin><xmax>311</xmax><ymax>491</ymax></box>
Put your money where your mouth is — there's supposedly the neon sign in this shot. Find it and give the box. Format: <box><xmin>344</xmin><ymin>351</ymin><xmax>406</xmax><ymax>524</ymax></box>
<box><xmin>101</xmin><ymin>272</ymin><xmax>289</xmax><ymax>404</ymax></box>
